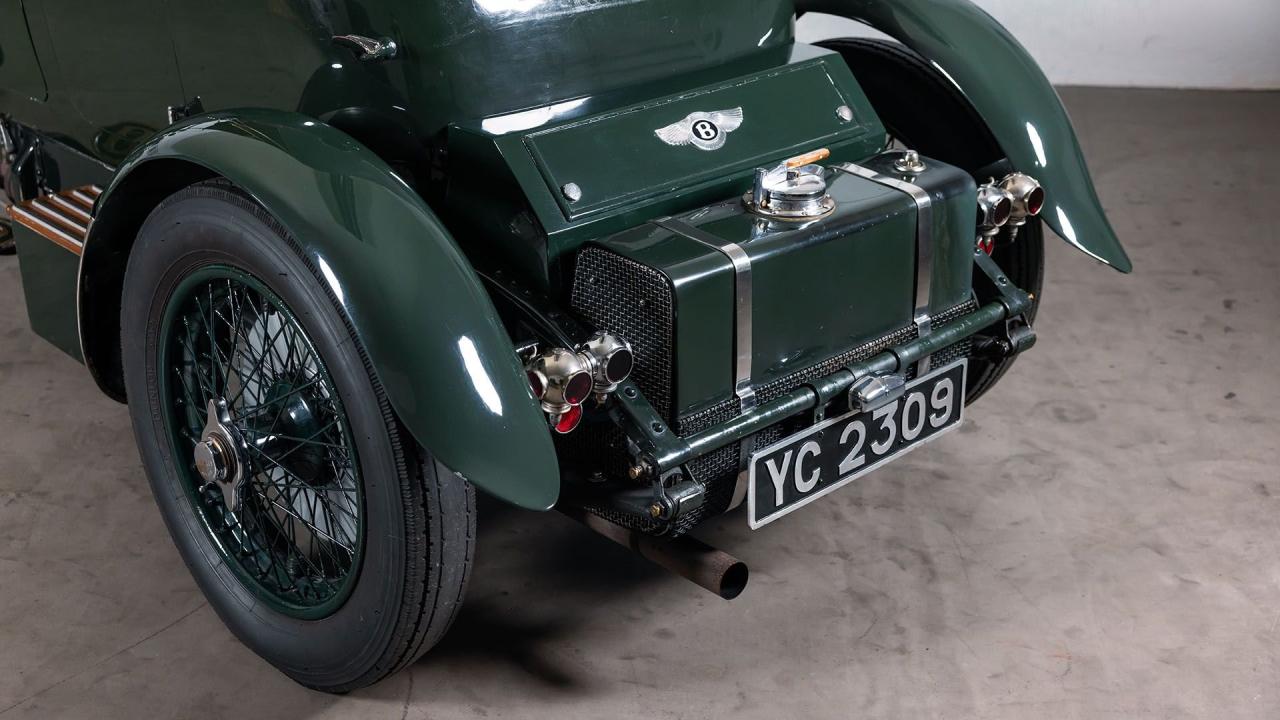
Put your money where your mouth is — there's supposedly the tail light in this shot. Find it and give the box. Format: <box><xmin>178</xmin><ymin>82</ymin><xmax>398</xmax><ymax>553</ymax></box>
<box><xmin>976</xmin><ymin>182</ymin><xmax>1015</xmax><ymax>255</ymax></box>
<box><xmin>577</xmin><ymin>332</ymin><xmax>634</xmax><ymax>395</ymax></box>
<box><xmin>525</xmin><ymin>347</ymin><xmax>591</xmax><ymax>416</ymax></box>
<box><xmin>553</xmin><ymin>404</ymin><xmax>584</xmax><ymax>435</ymax></box>
<box><xmin>524</xmin><ymin>332</ymin><xmax>633</xmax><ymax>436</ymax></box>
<box><xmin>1000</xmin><ymin>173</ymin><xmax>1045</xmax><ymax>227</ymax></box>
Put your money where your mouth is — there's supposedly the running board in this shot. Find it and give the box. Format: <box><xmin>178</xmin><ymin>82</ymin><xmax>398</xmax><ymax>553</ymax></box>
<box><xmin>7</xmin><ymin>185</ymin><xmax>101</xmax><ymax>256</ymax></box>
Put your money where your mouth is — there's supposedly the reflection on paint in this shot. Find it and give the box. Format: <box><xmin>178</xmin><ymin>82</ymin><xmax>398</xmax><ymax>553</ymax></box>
<box><xmin>930</xmin><ymin>61</ymin><xmax>962</xmax><ymax>92</ymax></box>
<box><xmin>1056</xmin><ymin>205</ymin><xmax>1107</xmax><ymax>264</ymax></box>
<box><xmin>459</xmin><ymin>336</ymin><xmax>503</xmax><ymax>416</ymax></box>
<box><xmin>1054</xmin><ymin>205</ymin><xmax>1077</xmax><ymax>244</ymax></box>
<box><xmin>1026</xmin><ymin>122</ymin><xmax>1047</xmax><ymax>168</ymax></box>
<box><xmin>481</xmin><ymin>98</ymin><xmax>588</xmax><ymax>135</ymax></box>
<box><xmin>317</xmin><ymin>256</ymin><xmax>344</xmax><ymax>304</ymax></box>
<box><xmin>475</xmin><ymin>0</ymin><xmax>547</xmax><ymax>14</ymax></box>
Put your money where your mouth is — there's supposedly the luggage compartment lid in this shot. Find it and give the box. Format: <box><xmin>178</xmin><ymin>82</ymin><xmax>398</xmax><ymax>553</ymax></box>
<box><xmin>522</xmin><ymin>55</ymin><xmax>882</xmax><ymax>222</ymax></box>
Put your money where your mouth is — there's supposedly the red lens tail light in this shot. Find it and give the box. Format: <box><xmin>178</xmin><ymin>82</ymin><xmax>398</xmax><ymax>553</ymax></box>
<box><xmin>553</xmin><ymin>404</ymin><xmax>584</xmax><ymax>434</ymax></box>
<box><xmin>563</xmin><ymin>371</ymin><xmax>594</xmax><ymax>406</ymax></box>
<box><xmin>1026</xmin><ymin>186</ymin><xmax>1045</xmax><ymax>216</ymax></box>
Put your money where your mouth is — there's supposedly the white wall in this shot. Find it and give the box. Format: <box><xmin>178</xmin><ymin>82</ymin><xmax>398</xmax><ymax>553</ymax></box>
<box><xmin>798</xmin><ymin>1</ymin><xmax>1280</xmax><ymax>90</ymax></box>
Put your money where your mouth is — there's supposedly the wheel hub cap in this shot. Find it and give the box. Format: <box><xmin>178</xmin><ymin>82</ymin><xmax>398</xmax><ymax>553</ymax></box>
<box><xmin>196</xmin><ymin>398</ymin><xmax>244</xmax><ymax>513</ymax></box>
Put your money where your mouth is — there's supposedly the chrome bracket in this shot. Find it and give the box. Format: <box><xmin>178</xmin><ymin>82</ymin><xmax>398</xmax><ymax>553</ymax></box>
<box><xmin>654</xmin><ymin>217</ymin><xmax>758</xmax><ymax>510</ymax></box>
<box><xmin>653</xmin><ymin>218</ymin><xmax>755</xmax><ymax>413</ymax></box>
<box><xmin>849</xmin><ymin>373</ymin><xmax>908</xmax><ymax>414</ymax></box>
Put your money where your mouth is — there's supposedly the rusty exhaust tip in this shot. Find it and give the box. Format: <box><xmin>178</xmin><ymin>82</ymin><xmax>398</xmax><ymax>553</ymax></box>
<box><xmin>719</xmin><ymin>560</ymin><xmax>749</xmax><ymax>600</ymax></box>
<box><xmin>563</xmin><ymin>508</ymin><xmax>750</xmax><ymax>600</ymax></box>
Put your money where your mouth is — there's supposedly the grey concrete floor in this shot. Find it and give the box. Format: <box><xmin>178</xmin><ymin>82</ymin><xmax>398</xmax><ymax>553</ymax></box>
<box><xmin>2</xmin><ymin>88</ymin><xmax>1278</xmax><ymax>719</ymax></box>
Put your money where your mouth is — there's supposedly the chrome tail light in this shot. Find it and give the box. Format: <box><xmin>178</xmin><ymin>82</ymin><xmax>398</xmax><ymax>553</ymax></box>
<box><xmin>524</xmin><ymin>332</ymin><xmax>632</xmax><ymax>435</ymax></box>
<box><xmin>1000</xmin><ymin>172</ymin><xmax>1045</xmax><ymax>227</ymax></box>
<box><xmin>976</xmin><ymin>181</ymin><xmax>1015</xmax><ymax>255</ymax></box>
<box><xmin>526</xmin><ymin>347</ymin><xmax>592</xmax><ymax>421</ymax></box>
<box><xmin>577</xmin><ymin>331</ymin><xmax>635</xmax><ymax>397</ymax></box>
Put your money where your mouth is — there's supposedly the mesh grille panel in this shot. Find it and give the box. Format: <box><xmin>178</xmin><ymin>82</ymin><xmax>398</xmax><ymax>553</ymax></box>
<box><xmin>571</xmin><ymin>247</ymin><xmax>674</xmax><ymax>418</ymax></box>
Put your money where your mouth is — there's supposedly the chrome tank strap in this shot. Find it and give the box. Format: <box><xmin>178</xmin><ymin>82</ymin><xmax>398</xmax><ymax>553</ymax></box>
<box><xmin>653</xmin><ymin>217</ymin><xmax>757</xmax><ymax>509</ymax></box>
<box><xmin>835</xmin><ymin>162</ymin><xmax>935</xmax><ymax>374</ymax></box>
<box><xmin>652</xmin><ymin>217</ymin><xmax>756</xmax><ymax>412</ymax></box>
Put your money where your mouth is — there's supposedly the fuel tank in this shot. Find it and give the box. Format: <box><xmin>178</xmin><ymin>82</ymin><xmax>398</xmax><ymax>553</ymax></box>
<box><xmin>569</xmin><ymin>153</ymin><xmax>977</xmax><ymax>420</ymax></box>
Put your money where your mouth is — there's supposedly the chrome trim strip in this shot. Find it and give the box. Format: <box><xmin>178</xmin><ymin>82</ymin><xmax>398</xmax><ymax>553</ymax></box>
<box><xmin>836</xmin><ymin>162</ymin><xmax>934</xmax><ymax>373</ymax></box>
<box><xmin>654</xmin><ymin>217</ymin><xmax>758</xmax><ymax>511</ymax></box>
<box><xmin>654</xmin><ymin>218</ymin><xmax>756</xmax><ymax>411</ymax></box>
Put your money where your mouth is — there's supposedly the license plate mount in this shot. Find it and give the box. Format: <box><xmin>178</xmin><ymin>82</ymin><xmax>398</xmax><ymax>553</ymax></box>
<box><xmin>747</xmin><ymin>359</ymin><xmax>968</xmax><ymax>529</ymax></box>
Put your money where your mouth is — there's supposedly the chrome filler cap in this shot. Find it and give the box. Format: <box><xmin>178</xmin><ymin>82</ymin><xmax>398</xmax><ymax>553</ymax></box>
<box><xmin>744</xmin><ymin>148</ymin><xmax>836</xmax><ymax>221</ymax></box>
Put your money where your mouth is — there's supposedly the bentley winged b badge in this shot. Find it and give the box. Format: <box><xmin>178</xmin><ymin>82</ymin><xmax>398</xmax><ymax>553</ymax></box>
<box><xmin>654</xmin><ymin>107</ymin><xmax>744</xmax><ymax>151</ymax></box>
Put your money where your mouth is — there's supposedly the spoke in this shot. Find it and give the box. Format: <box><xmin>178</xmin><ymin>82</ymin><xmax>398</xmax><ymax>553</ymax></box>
<box><xmin>240</xmin><ymin>424</ymin><xmax>347</xmax><ymax>450</ymax></box>
<box><xmin>165</xmin><ymin>271</ymin><xmax>360</xmax><ymax>609</ymax></box>
<box><xmin>179</xmin><ymin>318</ymin><xmax>217</xmax><ymax>403</ymax></box>
<box><xmin>233</xmin><ymin>376</ymin><xmax>323</xmax><ymax>421</ymax></box>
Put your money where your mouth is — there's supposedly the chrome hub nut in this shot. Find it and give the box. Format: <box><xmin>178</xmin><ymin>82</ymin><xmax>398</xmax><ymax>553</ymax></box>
<box><xmin>197</xmin><ymin>398</ymin><xmax>245</xmax><ymax>512</ymax></box>
<box><xmin>194</xmin><ymin>438</ymin><xmax>228</xmax><ymax>484</ymax></box>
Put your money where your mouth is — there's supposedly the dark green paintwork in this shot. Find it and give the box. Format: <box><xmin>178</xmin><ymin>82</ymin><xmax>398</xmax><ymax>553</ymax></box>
<box><xmin>385</xmin><ymin>0</ymin><xmax>795</xmax><ymax>137</ymax></box>
<box><xmin>5</xmin><ymin>0</ymin><xmax>795</xmax><ymax>165</ymax></box>
<box><xmin>586</xmin><ymin>222</ymin><xmax>739</xmax><ymax>416</ymax></box>
<box><xmin>798</xmin><ymin>0</ymin><xmax>1132</xmax><ymax>273</ymax></box>
<box><xmin>1</xmin><ymin>0</ymin><xmax>1129</xmax><ymax>512</ymax></box>
<box><xmin>0</xmin><ymin>1</ymin><xmax>46</xmax><ymax>101</ymax></box>
<box><xmin>446</xmin><ymin>45</ymin><xmax>889</xmax><ymax>289</ymax></box>
<box><xmin>91</xmin><ymin>110</ymin><xmax>560</xmax><ymax>510</ymax></box>
<box><xmin>526</xmin><ymin>59</ymin><xmax>864</xmax><ymax>222</ymax></box>
<box><xmin>10</xmin><ymin>222</ymin><xmax>81</xmax><ymax>361</ymax></box>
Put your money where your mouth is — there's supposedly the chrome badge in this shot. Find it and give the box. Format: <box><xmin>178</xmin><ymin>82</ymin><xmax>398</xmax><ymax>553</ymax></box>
<box><xmin>654</xmin><ymin>107</ymin><xmax>744</xmax><ymax>151</ymax></box>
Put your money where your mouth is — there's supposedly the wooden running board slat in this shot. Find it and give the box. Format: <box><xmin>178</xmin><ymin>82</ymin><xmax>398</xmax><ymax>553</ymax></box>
<box><xmin>47</xmin><ymin>194</ymin><xmax>93</xmax><ymax>223</ymax></box>
<box><xmin>28</xmin><ymin>199</ymin><xmax>89</xmax><ymax>235</ymax></box>
<box><xmin>8</xmin><ymin>185</ymin><xmax>101</xmax><ymax>256</ymax></box>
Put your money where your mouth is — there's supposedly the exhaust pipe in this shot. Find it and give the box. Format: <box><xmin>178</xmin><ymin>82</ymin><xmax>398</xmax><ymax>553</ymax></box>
<box><xmin>563</xmin><ymin>508</ymin><xmax>749</xmax><ymax>600</ymax></box>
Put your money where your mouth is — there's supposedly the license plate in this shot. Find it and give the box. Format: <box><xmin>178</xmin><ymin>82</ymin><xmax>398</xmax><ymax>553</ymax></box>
<box><xmin>748</xmin><ymin>359</ymin><xmax>967</xmax><ymax>529</ymax></box>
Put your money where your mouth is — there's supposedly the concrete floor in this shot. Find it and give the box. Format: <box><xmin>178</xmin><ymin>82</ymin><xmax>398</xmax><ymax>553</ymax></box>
<box><xmin>1</xmin><ymin>88</ymin><xmax>1278</xmax><ymax>719</ymax></box>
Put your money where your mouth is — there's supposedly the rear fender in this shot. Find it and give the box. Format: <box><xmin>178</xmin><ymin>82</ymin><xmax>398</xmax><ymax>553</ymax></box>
<box><xmin>797</xmin><ymin>0</ymin><xmax>1132</xmax><ymax>272</ymax></box>
<box><xmin>81</xmin><ymin>109</ymin><xmax>560</xmax><ymax>510</ymax></box>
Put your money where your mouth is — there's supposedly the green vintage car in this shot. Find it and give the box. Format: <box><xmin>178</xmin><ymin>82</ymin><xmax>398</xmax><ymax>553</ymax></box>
<box><xmin>0</xmin><ymin>0</ymin><xmax>1128</xmax><ymax>691</ymax></box>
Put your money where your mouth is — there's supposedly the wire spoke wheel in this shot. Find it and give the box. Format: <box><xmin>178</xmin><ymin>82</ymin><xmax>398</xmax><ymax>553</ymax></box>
<box><xmin>125</xmin><ymin>181</ymin><xmax>474</xmax><ymax>691</ymax></box>
<box><xmin>159</xmin><ymin>265</ymin><xmax>363</xmax><ymax>618</ymax></box>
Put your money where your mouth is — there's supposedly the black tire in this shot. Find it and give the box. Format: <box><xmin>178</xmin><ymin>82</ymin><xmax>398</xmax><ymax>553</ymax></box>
<box><xmin>121</xmin><ymin>180</ymin><xmax>474</xmax><ymax>692</ymax></box>
<box><xmin>818</xmin><ymin>37</ymin><xmax>1044</xmax><ymax>402</ymax></box>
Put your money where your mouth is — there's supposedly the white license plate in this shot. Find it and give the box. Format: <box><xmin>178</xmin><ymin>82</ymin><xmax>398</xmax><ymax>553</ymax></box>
<box><xmin>747</xmin><ymin>359</ymin><xmax>967</xmax><ymax>529</ymax></box>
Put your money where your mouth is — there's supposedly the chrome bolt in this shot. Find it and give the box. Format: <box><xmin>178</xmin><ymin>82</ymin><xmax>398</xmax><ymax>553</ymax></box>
<box><xmin>836</xmin><ymin>105</ymin><xmax>854</xmax><ymax>122</ymax></box>
<box><xmin>561</xmin><ymin>182</ymin><xmax>583</xmax><ymax>203</ymax></box>
<box><xmin>894</xmin><ymin>150</ymin><xmax>926</xmax><ymax>174</ymax></box>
